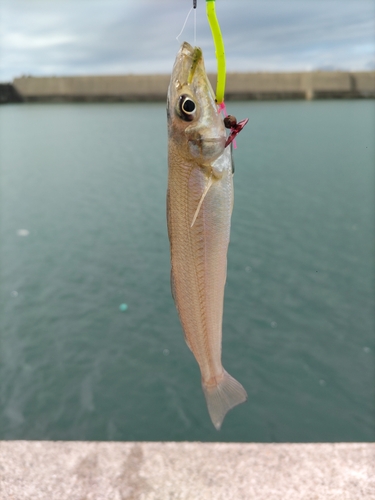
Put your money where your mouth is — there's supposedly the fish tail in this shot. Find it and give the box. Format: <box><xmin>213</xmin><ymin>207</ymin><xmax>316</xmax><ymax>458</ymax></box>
<box><xmin>202</xmin><ymin>370</ymin><xmax>247</xmax><ymax>430</ymax></box>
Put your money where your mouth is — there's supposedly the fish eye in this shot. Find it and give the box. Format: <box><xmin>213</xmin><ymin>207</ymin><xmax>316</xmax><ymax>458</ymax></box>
<box><xmin>178</xmin><ymin>95</ymin><xmax>196</xmax><ymax>121</ymax></box>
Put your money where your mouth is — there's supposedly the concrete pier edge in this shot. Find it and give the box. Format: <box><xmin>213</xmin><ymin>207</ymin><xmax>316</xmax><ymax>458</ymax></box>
<box><xmin>0</xmin><ymin>441</ymin><xmax>374</xmax><ymax>499</ymax></box>
<box><xmin>1</xmin><ymin>71</ymin><xmax>374</xmax><ymax>103</ymax></box>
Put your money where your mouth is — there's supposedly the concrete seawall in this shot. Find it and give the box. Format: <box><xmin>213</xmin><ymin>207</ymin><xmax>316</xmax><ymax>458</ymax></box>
<box><xmin>0</xmin><ymin>83</ymin><xmax>23</xmax><ymax>104</ymax></box>
<box><xmin>4</xmin><ymin>71</ymin><xmax>375</xmax><ymax>103</ymax></box>
<box><xmin>1</xmin><ymin>441</ymin><xmax>374</xmax><ymax>499</ymax></box>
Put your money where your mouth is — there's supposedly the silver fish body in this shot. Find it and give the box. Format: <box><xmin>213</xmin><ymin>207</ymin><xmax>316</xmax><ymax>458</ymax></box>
<box><xmin>167</xmin><ymin>42</ymin><xmax>247</xmax><ymax>430</ymax></box>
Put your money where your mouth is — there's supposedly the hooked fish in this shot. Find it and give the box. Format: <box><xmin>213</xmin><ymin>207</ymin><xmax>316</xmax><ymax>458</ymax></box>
<box><xmin>166</xmin><ymin>42</ymin><xmax>247</xmax><ymax>430</ymax></box>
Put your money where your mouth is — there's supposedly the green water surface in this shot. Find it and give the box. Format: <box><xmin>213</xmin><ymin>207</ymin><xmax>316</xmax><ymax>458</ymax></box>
<box><xmin>1</xmin><ymin>100</ymin><xmax>374</xmax><ymax>441</ymax></box>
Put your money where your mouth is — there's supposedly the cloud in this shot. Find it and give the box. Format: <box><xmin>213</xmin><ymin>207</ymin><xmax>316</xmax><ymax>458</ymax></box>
<box><xmin>0</xmin><ymin>0</ymin><xmax>374</xmax><ymax>81</ymax></box>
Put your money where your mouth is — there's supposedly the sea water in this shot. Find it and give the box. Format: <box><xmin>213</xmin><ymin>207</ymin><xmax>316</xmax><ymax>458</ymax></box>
<box><xmin>0</xmin><ymin>100</ymin><xmax>374</xmax><ymax>442</ymax></box>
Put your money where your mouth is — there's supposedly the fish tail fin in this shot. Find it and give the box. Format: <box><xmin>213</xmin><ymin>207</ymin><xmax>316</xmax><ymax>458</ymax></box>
<box><xmin>202</xmin><ymin>370</ymin><xmax>247</xmax><ymax>430</ymax></box>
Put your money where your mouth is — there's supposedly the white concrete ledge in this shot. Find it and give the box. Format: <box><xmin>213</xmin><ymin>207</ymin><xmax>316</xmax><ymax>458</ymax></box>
<box><xmin>0</xmin><ymin>441</ymin><xmax>374</xmax><ymax>499</ymax></box>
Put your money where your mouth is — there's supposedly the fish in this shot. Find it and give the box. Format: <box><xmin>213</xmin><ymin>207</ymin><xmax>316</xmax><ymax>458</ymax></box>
<box><xmin>166</xmin><ymin>42</ymin><xmax>247</xmax><ymax>430</ymax></box>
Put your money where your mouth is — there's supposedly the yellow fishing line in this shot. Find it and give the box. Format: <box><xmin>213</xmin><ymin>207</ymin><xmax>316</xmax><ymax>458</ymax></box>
<box><xmin>206</xmin><ymin>0</ymin><xmax>226</xmax><ymax>104</ymax></box>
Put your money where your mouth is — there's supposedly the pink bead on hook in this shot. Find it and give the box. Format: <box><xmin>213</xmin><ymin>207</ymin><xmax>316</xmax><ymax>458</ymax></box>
<box><xmin>224</xmin><ymin>115</ymin><xmax>249</xmax><ymax>149</ymax></box>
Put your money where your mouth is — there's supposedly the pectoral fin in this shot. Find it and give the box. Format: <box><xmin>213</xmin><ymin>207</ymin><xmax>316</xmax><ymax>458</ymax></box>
<box><xmin>190</xmin><ymin>174</ymin><xmax>213</xmax><ymax>228</ymax></box>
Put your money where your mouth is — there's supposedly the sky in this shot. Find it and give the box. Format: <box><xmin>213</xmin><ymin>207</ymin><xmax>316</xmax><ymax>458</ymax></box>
<box><xmin>0</xmin><ymin>0</ymin><xmax>374</xmax><ymax>82</ymax></box>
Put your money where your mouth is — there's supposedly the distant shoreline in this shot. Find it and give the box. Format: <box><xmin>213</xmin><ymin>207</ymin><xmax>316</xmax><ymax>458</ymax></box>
<box><xmin>1</xmin><ymin>71</ymin><xmax>374</xmax><ymax>103</ymax></box>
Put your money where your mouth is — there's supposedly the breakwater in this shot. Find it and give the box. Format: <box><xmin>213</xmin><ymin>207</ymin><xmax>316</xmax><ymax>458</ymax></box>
<box><xmin>0</xmin><ymin>83</ymin><xmax>23</xmax><ymax>104</ymax></box>
<box><xmin>1</xmin><ymin>71</ymin><xmax>374</xmax><ymax>103</ymax></box>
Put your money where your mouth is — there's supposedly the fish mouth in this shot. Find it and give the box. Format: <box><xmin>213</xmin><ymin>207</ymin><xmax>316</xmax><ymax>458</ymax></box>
<box><xmin>187</xmin><ymin>47</ymin><xmax>202</xmax><ymax>84</ymax></box>
<box><xmin>174</xmin><ymin>42</ymin><xmax>203</xmax><ymax>86</ymax></box>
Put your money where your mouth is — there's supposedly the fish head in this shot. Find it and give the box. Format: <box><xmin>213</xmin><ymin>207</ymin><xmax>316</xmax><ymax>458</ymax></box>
<box><xmin>167</xmin><ymin>42</ymin><xmax>226</xmax><ymax>165</ymax></box>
